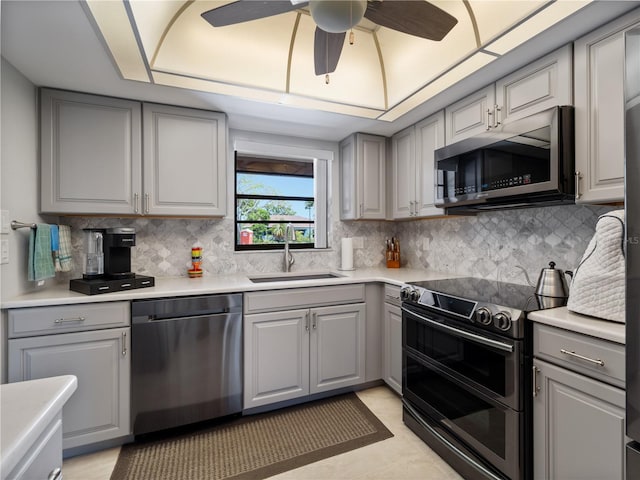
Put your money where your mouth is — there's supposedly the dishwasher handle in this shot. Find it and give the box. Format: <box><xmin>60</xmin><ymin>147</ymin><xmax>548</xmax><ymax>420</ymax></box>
<box><xmin>131</xmin><ymin>293</ymin><xmax>243</xmax><ymax>321</ymax></box>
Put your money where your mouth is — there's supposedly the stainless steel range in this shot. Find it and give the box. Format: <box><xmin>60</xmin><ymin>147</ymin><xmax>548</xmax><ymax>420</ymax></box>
<box><xmin>400</xmin><ymin>277</ymin><xmax>549</xmax><ymax>480</ymax></box>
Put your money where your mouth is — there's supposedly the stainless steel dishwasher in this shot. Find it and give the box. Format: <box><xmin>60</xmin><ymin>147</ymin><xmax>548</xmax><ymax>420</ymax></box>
<box><xmin>131</xmin><ymin>294</ymin><xmax>242</xmax><ymax>435</ymax></box>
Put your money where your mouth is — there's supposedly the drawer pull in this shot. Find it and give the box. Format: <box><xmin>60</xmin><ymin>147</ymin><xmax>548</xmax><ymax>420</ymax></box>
<box><xmin>122</xmin><ymin>331</ymin><xmax>127</xmax><ymax>357</ymax></box>
<box><xmin>560</xmin><ymin>348</ymin><xmax>605</xmax><ymax>367</ymax></box>
<box><xmin>48</xmin><ymin>467</ymin><xmax>62</xmax><ymax>480</ymax></box>
<box><xmin>54</xmin><ymin>316</ymin><xmax>86</xmax><ymax>324</ymax></box>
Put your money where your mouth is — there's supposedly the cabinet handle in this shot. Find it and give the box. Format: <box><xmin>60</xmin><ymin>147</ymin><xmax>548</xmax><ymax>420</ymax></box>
<box><xmin>494</xmin><ymin>105</ymin><xmax>501</xmax><ymax>128</ymax></box>
<box><xmin>560</xmin><ymin>348</ymin><xmax>604</xmax><ymax>366</ymax></box>
<box><xmin>312</xmin><ymin>312</ymin><xmax>317</xmax><ymax>330</ymax></box>
<box><xmin>359</xmin><ymin>203</ymin><xmax>363</xmax><ymax>218</ymax></box>
<box><xmin>574</xmin><ymin>171</ymin><xmax>582</xmax><ymax>200</ymax></box>
<box><xmin>122</xmin><ymin>331</ymin><xmax>127</xmax><ymax>357</ymax></box>
<box><xmin>532</xmin><ymin>365</ymin><xmax>540</xmax><ymax>397</ymax></box>
<box><xmin>54</xmin><ymin>316</ymin><xmax>85</xmax><ymax>324</ymax></box>
<box><xmin>305</xmin><ymin>312</ymin><xmax>310</xmax><ymax>332</ymax></box>
<box><xmin>144</xmin><ymin>193</ymin><xmax>150</xmax><ymax>214</ymax></box>
<box><xmin>48</xmin><ymin>467</ymin><xmax>62</xmax><ymax>480</ymax></box>
<box><xmin>486</xmin><ymin>108</ymin><xmax>493</xmax><ymax>130</ymax></box>
<box><xmin>134</xmin><ymin>193</ymin><xmax>139</xmax><ymax>214</ymax></box>
<box><xmin>411</xmin><ymin>200</ymin><xmax>416</xmax><ymax>216</ymax></box>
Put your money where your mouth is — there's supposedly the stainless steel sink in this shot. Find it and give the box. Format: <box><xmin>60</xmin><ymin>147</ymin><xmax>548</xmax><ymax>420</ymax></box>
<box><xmin>248</xmin><ymin>272</ymin><xmax>345</xmax><ymax>283</ymax></box>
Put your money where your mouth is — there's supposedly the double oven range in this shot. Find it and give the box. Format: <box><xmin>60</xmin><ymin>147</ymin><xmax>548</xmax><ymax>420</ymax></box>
<box><xmin>400</xmin><ymin>277</ymin><xmax>547</xmax><ymax>480</ymax></box>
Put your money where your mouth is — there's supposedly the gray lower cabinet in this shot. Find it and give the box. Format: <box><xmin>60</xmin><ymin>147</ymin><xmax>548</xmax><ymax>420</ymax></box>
<box><xmin>533</xmin><ymin>323</ymin><xmax>627</xmax><ymax>480</ymax></box>
<box><xmin>244</xmin><ymin>287</ymin><xmax>366</xmax><ymax>409</ymax></box>
<box><xmin>383</xmin><ymin>285</ymin><xmax>402</xmax><ymax>394</ymax></box>
<box><xmin>7</xmin><ymin>302</ymin><xmax>130</xmax><ymax>451</ymax></box>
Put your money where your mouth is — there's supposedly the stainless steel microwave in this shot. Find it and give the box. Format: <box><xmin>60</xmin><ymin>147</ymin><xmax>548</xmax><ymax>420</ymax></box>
<box><xmin>435</xmin><ymin>106</ymin><xmax>575</xmax><ymax>213</ymax></box>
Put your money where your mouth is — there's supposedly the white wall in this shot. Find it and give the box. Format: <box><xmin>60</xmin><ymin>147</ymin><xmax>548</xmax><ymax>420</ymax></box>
<box><xmin>0</xmin><ymin>57</ymin><xmax>53</xmax><ymax>301</ymax></box>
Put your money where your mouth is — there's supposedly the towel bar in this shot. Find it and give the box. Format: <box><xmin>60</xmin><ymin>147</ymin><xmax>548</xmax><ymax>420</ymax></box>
<box><xmin>11</xmin><ymin>220</ymin><xmax>36</xmax><ymax>230</ymax></box>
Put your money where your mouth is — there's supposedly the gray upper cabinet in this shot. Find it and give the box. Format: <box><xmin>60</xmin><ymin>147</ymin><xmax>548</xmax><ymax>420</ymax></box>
<box><xmin>40</xmin><ymin>89</ymin><xmax>227</xmax><ymax>216</ymax></box>
<box><xmin>445</xmin><ymin>45</ymin><xmax>572</xmax><ymax>145</ymax></box>
<box><xmin>142</xmin><ymin>103</ymin><xmax>227</xmax><ymax>216</ymax></box>
<box><xmin>574</xmin><ymin>9</ymin><xmax>640</xmax><ymax>204</ymax></box>
<box><xmin>391</xmin><ymin>111</ymin><xmax>445</xmax><ymax>219</ymax></box>
<box><xmin>40</xmin><ymin>88</ymin><xmax>142</xmax><ymax>215</ymax></box>
<box><xmin>339</xmin><ymin>133</ymin><xmax>386</xmax><ymax>220</ymax></box>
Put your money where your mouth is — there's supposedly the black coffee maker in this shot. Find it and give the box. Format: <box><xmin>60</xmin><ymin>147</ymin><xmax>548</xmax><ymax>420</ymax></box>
<box><xmin>103</xmin><ymin>227</ymin><xmax>136</xmax><ymax>279</ymax></box>
<box><xmin>70</xmin><ymin>227</ymin><xmax>154</xmax><ymax>295</ymax></box>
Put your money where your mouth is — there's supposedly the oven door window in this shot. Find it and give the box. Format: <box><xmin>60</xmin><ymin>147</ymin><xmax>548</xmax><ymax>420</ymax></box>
<box><xmin>404</xmin><ymin>309</ymin><xmax>517</xmax><ymax>399</ymax></box>
<box><xmin>404</xmin><ymin>353</ymin><xmax>520</xmax><ymax>478</ymax></box>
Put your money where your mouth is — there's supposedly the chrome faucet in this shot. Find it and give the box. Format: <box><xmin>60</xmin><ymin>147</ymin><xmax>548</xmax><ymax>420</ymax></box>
<box><xmin>283</xmin><ymin>223</ymin><xmax>296</xmax><ymax>272</ymax></box>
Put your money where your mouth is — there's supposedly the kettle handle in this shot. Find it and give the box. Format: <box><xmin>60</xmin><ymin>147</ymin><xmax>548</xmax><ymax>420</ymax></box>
<box><xmin>565</xmin><ymin>270</ymin><xmax>573</xmax><ymax>279</ymax></box>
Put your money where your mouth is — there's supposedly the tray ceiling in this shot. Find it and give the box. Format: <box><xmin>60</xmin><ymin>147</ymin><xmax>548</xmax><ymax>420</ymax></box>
<box><xmin>85</xmin><ymin>0</ymin><xmax>590</xmax><ymax>121</ymax></box>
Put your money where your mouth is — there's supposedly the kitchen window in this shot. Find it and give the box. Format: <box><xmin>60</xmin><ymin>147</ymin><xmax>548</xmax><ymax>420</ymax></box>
<box><xmin>234</xmin><ymin>152</ymin><xmax>327</xmax><ymax>251</ymax></box>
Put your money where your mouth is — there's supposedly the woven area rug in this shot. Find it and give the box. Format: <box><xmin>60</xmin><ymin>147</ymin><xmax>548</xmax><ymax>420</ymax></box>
<box><xmin>110</xmin><ymin>393</ymin><xmax>393</xmax><ymax>480</ymax></box>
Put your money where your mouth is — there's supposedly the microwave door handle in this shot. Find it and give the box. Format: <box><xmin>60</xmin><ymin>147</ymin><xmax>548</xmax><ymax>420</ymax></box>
<box><xmin>401</xmin><ymin>307</ymin><xmax>514</xmax><ymax>353</ymax></box>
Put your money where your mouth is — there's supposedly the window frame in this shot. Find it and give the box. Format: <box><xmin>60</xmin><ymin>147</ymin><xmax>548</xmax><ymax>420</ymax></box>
<box><xmin>232</xmin><ymin>139</ymin><xmax>329</xmax><ymax>252</ymax></box>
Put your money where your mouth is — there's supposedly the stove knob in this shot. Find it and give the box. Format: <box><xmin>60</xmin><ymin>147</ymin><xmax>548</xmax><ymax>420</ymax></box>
<box><xmin>494</xmin><ymin>311</ymin><xmax>512</xmax><ymax>331</ymax></box>
<box><xmin>475</xmin><ymin>307</ymin><xmax>492</xmax><ymax>325</ymax></box>
<box><xmin>400</xmin><ymin>287</ymin><xmax>411</xmax><ymax>301</ymax></box>
<box><xmin>409</xmin><ymin>289</ymin><xmax>421</xmax><ymax>302</ymax></box>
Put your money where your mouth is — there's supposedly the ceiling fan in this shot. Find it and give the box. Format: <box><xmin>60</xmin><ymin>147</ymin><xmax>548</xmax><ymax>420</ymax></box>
<box><xmin>201</xmin><ymin>0</ymin><xmax>458</xmax><ymax>78</ymax></box>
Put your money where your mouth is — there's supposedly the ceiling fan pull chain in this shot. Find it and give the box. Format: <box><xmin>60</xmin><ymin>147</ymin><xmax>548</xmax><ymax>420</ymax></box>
<box><xmin>325</xmin><ymin>33</ymin><xmax>330</xmax><ymax>84</ymax></box>
<box><xmin>349</xmin><ymin>3</ymin><xmax>355</xmax><ymax>45</ymax></box>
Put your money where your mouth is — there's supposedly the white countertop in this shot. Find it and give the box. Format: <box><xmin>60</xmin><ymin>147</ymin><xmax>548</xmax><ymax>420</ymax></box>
<box><xmin>1</xmin><ymin>267</ymin><xmax>458</xmax><ymax>309</ymax></box>
<box><xmin>528</xmin><ymin>307</ymin><xmax>625</xmax><ymax>344</ymax></box>
<box><xmin>0</xmin><ymin>375</ymin><xmax>77</xmax><ymax>478</ymax></box>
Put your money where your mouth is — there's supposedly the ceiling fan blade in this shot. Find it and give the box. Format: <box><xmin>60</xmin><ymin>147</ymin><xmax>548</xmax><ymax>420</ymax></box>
<box><xmin>364</xmin><ymin>0</ymin><xmax>458</xmax><ymax>41</ymax></box>
<box><xmin>314</xmin><ymin>28</ymin><xmax>346</xmax><ymax>76</ymax></box>
<box><xmin>202</xmin><ymin>1</ymin><xmax>308</xmax><ymax>27</ymax></box>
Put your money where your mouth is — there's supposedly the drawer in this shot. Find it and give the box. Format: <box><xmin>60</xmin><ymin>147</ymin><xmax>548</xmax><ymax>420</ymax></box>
<box><xmin>244</xmin><ymin>284</ymin><xmax>365</xmax><ymax>314</ymax></box>
<box><xmin>8</xmin><ymin>302</ymin><xmax>130</xmax><ymax>338</ymax></box>
<box><xmin>533</xmin><ymin>323</ymin><xmax>625</xmax><ymax>388</ymax></box>
<box><xmin>384</xmin><ymin>284</ymin><xmax>401</xmax><ymax>306</ymax></box>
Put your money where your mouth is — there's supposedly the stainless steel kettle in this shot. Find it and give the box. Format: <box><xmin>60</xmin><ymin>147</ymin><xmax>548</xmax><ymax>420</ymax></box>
<box><xmin>535</xmin><ymin>261</ymin><xmax>573</xmax><ymax>298</ymax></box>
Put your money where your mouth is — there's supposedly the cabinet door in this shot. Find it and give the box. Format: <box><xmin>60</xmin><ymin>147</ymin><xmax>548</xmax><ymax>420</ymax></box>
<box><xmin>310</xmin><ymin>303</ymin><xmax>366</xmax><ymax>394</ymax></box>
<box><xmin>383</xmin><ymin>302</ymin><xmax>402</xmax><ymax>394</ymax></box>
<box><xmin>533</xmin><ymin>359</ymin><xmax>626</xmax><ymax>480</ymax></box>
<box><xmin>40</xmin><ymin>89</ymin><xmax>142</xmax><ymax>215</ymax></box>
<box><xmin>574</xmin><ymin>12</ymin><xmax>639</xmax><ymax>203</ymax></box>
<box><xmin>339</xmin><ymin>134</ymin><xmax>357</xmax><ymax>220</ymax></box>
<box><xmin>496</xmin><ymin>45</ymin><xmax>572</xmax><ymax>125</ymax></box>
<box><xmin>244</xmin><ymin>309</ymin><xmax>310</xmax><ymax>408</ymax></box>
<box><xmin>390</xmin><ymin>126</ymin><xmax>416</xmax><ymax>219</ymax></box>
<box><xmin>8</xmin><ymin>328</ymin><xmax>131</xmax><ymax>450</ymax></box>
<box><xmin>143</xmin><ymin>103</ymin><xmax>227</xmax><ymax>216</ymax></box>
<box><xmin>357</xmin><ymin>134</ymin><xmax>387</xmax><ymax>219</ymax></box>
<box><xmin>415</xmin><ymin>111</ymin><xmax>445</xmax><ymax>217</ymax></box>
<box><xmin>445</xmin><ymin>85</ymin><xmax>495</xmax><ymax>144</ymax></box>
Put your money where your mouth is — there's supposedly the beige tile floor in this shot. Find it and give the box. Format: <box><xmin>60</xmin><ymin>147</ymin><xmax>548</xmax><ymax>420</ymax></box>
<box><xmin>62</xmin><ymin>386</ymin><xmax>463</xmax><ymax>480</ymax></box>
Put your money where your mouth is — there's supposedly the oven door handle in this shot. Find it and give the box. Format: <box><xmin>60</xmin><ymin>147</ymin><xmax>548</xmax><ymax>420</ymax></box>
<box><xmin>402</xmin><ymin>307</ymin><xmax>514</xmax><ymax>353</ymax></box>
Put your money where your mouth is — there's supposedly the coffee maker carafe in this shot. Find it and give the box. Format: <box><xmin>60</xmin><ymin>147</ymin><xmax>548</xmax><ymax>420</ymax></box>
<box><xmin>82</xmin><ymin>228</ymin><xmax>104</xmax><ymax>279</ymax></box>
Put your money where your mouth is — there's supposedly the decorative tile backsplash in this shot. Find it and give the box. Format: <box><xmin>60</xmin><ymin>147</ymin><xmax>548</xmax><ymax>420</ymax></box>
<box><xmin>64</xmin><ymin>204</ymin><xmax>616</xmax><ymax>285</ymax></box>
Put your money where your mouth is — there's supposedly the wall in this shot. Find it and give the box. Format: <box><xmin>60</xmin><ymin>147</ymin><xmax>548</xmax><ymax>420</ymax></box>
<box><xmin>396</xmin><ymin>204</ymin><xmax>617</xmax><ymax>285</ymax></box>
<box><xmin>0</xmin><ymin>58</ymin><xmax>54</xmax><ymax>300</ymax></box>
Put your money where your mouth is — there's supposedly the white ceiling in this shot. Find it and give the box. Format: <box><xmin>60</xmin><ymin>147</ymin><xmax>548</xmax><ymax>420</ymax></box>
<box><xmin>2</xmin><ymin>0</ymin><xmax>639</xmax><ymax>141</ymax></box>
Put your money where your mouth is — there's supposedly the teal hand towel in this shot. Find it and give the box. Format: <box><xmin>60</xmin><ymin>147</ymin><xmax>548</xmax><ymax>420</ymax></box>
<box><xmin>28</xmin><ymin>224</ymin><xmax>55</xmax><ymax>281</ymax></box>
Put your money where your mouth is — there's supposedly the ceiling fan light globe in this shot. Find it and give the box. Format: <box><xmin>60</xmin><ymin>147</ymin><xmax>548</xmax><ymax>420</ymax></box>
<box><xmin>309</xmin><ymin>0</ymin><xmax>367</xmax><ymax>33</ymax></box>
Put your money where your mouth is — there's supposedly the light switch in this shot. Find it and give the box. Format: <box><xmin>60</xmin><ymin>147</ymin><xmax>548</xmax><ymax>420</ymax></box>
<box><xmin>0</xmin><ymin>210</ymin><xmax>9</xmax><ymax>234</ymax></box>
<box><xmin>1</xmin><ymin>238</ymin><xmax>9</xmax><ymax>264</ymax></box>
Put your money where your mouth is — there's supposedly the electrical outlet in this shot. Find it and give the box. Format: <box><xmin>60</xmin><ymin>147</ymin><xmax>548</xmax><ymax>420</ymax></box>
<box><xmin>352</xmin><ymin>237</ymin><xmax>364</xmax><ymax>249</ymax></box>
<box><xmin>1</xmin><ymin>238</ymin><xmax>9</xmax><ymax>264</ymax></box>
<box><xmin>0</xmin><ymin>210</ymin><xmax>9</xmax><ymax>234</ymax></box>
